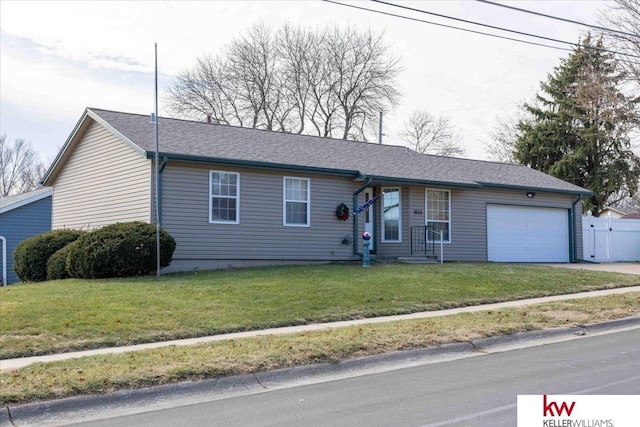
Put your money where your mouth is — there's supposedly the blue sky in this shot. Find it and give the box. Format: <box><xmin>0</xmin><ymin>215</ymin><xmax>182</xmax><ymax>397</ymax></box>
<box><xmin>0</xmin><ymin>1</ymin><xmax>607</xmax><ymax>163</ymax></box>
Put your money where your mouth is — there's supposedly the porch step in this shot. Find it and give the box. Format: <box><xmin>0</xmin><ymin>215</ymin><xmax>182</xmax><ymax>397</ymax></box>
<box><xmin>397</xmin><ymin>256</ymin><xmax>440</xmax><ymax>264</ymax></box>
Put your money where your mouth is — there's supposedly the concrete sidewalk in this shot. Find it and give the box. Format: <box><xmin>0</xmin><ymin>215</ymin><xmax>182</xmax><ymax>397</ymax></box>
<box><xmin>2</xmin><ymin>285</ymin><xmax>640</xmax><ymax>372</ymax></box>
<box><xmin>543</xmin><ymin>262</ymin><xmax>640</xmax><ymax>275</ymax></box>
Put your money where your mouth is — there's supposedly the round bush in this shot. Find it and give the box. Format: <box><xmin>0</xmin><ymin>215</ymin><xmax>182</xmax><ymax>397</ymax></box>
<box><xmin>46</xmin><ymin>242</ymin><xmax>77</xmax><ymax>281</ymax></box>
<box><xmin>67</xmin><ymin>222</ymin><xmax>176</xmax><ymax>279</ymax></box>
<box><xmin>13</xmin><ymin>229</ymin><xmax>85</xmax><ymax>282</ymax></box>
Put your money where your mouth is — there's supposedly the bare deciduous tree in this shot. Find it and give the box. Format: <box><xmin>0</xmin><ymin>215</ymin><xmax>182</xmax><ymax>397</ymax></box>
<box><xmin>0</xmin><ymin>134</ymin><xmax>47</xmax><ymax>196</ymax></box>
<box><xmin>399</xmin><ymin>109</ymin><xmax>465</xmax><ymax>157</ymax></box>
<box><xmin>165</xmin><ymin>23</ymin><xmax>402</xmax><ymax>141</ymax></box>
<box><xmin>485</xmin><ymin>113</ymin><xmax>522</xmax><ymax>163</ymax></box>
<box><xmin>484</xmin><ymin>103</ymin><xmax>538</xmax><ymax>163</ymax></box>
<box><xmin>598</xmin><ymin>0</ymin><xmax>640</xmax><ymax>92</ymax></box>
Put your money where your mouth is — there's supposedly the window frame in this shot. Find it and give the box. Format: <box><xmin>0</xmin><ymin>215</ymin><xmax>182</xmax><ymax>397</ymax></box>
<box><xmin>381</xmin><ymin>187</ymin><xmax>402</xmax><ymax>242</ymax></box>
<box><xmin>283</xmin><ymin>176</ymin><xmax>310</xmax><ymax>227</ymax></box>
<box><xmin>425</xmin><ymin>188</ymin><xmax>451</xmax><ymax>243</ymax></box>
<box><xmin>209</xmin><ymin>170</ymin><xmax>240</xmax><ymax>224</ymax></box>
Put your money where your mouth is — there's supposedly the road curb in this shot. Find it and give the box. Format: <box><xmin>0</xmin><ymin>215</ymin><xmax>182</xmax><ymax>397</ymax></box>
<box><xmin>3</xmin><ymin>316</ymin><xmax>639</xmax><ymax>427</ymax></box>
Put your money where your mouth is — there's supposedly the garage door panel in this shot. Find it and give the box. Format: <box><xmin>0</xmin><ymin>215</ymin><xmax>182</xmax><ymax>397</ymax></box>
<box><xmin>487</xmin><ymin>205</ymin><xmax>569</xmax><ymax>263</ymax></box>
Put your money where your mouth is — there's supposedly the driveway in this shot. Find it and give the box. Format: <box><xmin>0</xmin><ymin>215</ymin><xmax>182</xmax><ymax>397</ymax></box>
<box><xmin>543</xmin><ymin>262</ymin><xmax>640</xmax><ymax>275</ymax></box>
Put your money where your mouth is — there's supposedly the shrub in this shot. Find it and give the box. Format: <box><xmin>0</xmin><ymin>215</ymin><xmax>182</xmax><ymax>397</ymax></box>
<box><xmin>13</xmin><ymin>229</ymin><xmax>85</xmax><ymax>282</ymax></box>
<box><xmin>46</xmin><ymin>242</ymin><xmax>77</xmax><ymax>281</ymax></box>
<box><xmin>67</xmin><ymin>222</ymin><xmax>176</xmax><ymax>279</ymax></box>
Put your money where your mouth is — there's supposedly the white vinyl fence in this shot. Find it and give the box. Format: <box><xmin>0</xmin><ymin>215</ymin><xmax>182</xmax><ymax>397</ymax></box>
<box><xmin>582</xmin><ymin>212</ymin><xmax>640</xmax><ymax>262</ymax></box>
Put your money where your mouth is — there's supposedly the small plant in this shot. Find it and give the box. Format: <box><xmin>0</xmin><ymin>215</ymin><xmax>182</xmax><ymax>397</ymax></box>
<box><xmin>13</xmin><ymin>229</ymin><xmax>85</xmax><ymax>282</ymax></box>
<box><xmin>67</xmin><ymin>222</ymin><xmax>176</xmax><ymax>279</ymax></box>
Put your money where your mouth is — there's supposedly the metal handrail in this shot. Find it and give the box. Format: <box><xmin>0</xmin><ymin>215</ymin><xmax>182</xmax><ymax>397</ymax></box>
<box><xmin>430</xmin><ymin>230</ymin><xmax>444</xmax><ymax>264</ymax></box>
<box><xmin>410</xmin><ymin>226</ymin><xmax>443</xmax><ymax>263</ymax></box>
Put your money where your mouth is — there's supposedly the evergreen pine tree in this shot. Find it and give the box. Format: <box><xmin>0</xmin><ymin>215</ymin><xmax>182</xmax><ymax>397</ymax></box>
<box><xmin>515</xmin><ymin>35</ymin><xmax>640</xmax><ymax>215</ymax></box>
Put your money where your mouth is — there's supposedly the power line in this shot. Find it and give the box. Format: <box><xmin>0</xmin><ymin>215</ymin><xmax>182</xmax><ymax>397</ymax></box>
<box><xmin>322</xmin><ymin>0</ymin><xmax>574</xmax><ymax>53</ymax></box>
<box><xmin>368</xmin><ymin>0</ymin><xmax>640</xmax><ymax>59</ymax></box>
<box><xmin>475</xmin><ymin>0</ymin><xmax>638</xmax><ymax>40</ymax></box>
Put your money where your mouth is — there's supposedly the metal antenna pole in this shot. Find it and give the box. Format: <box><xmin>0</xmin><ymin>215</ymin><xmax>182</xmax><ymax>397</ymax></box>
<box><xmin>154</xmin><ymin>42</ymin><xmax>160</xmax><ymax>278</ymax></box>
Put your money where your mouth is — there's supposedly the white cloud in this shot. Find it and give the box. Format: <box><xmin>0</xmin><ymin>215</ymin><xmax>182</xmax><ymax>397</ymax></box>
<box><xmin>0</xmin><ymin>0</ymin><xmax>610</xmax><ymax>162</ymax></box>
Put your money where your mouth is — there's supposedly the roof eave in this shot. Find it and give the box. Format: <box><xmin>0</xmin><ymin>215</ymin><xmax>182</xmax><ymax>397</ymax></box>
<box><xmin>42</xmin><ymin>109</ymin><xmax>90</xmax><ymax>185</ymax></box>
<box><xmin>42</xmin><ymin>108</ymin><xmax>147</xmax><ymax>186</ymax></box>
<box><xmin>147</xmin><ymin>152</ymin><xmax>360</xmax><ymax>177</ymax></box>
<box><xmin>0</xmin><ymin>188</ymin><xmax>53</xmax><ymax>215</ymax></box>
<box><xmin>476</xmin><ymin>182</ymin><xmax>593</xmax><ymax>196</ymax></box>
<box><xmin>364</xmin><ymin>175</ymin><xmax>482</xmax><ymax>189</ymax></box>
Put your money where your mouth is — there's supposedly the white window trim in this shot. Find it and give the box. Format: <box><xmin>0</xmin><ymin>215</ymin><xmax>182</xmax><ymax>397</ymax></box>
<box><xmin>425</xmin><ymin>188</ymin><xmax>451</xmax><ymax>244</ymax></box>
<box><xmin>209</xmin><ymin>170</ymin><xmax>240</xmax><ymax>224</ymax></box>
<box><xmin>381</xmin><ymin>187</ymin><xmax>402</xmax><ymax>243</ymax></box>
<box><xmin>283</xmin><ymin>176</ymin><xmax>310</xmax><ymax>227</ymax></box>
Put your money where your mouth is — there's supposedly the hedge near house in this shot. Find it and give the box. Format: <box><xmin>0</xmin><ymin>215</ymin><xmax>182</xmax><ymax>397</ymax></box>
<box><xmin>46</xmin><ymin>242</ymin><xmax>78</xmax><ymax>281</ymax></box>
<box><xmin>66</xmin><ymin>222</ymin><xmax>176</xmax><ymax>279</ymax></box>
<box><xmin>13</xmin><ymin>229</ymin><xmax>85</xmax><ymax>282</ymax></box>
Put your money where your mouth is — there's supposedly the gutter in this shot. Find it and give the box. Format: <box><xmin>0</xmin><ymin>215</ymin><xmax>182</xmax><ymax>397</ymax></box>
<box><xmin>477</xmin><ymin>182</ymin><xmax>592</xmax><ymax>197</ymax></box>
<box><xmin>1</xmin><ymin>236</ymin><xmax>7</xmax><ymax>286</ymax></box>
<box><xmin>353</xmin><ymin>177</ymin><xmax>373</xmax><ymax>258</ymax></box>
<box><xmin>146</xmin><ymin>152</ymin><xmax>359</xmax><ymax>178</ymax></box>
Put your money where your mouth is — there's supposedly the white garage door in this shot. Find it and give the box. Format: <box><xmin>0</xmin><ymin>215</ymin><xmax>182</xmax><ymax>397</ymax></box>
<box><xmin>487</xmin><ymin>204</ymin><xmax>569</xmax><ymax>262</ymax></box>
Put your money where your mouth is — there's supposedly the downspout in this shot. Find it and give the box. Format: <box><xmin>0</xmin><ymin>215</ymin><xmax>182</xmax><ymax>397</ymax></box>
<box><xmin>353</xmin><ymin>177</ymin><xmax>373</xmax><ymax>257</ymax></box>
<box><xmin>1</xmin><ymin>236</ymin><xmax>6</xmax><ymax>286</ymax></box>
<box><xmin>157</xmin><ymin>157</ymin><xmax>168</xmax><ymax>226</ymax></box>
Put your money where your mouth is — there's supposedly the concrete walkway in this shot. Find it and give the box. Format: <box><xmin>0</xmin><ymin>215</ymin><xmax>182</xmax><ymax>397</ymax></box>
<box><xmin>2</xmin><ymin>285</ymin><xmax>639</xmax><ymax>373</ymax></box>
<box><xmin>543</xmin><ymin>262</ymin><xmax>640</xmax><ymax>275</ymax></box>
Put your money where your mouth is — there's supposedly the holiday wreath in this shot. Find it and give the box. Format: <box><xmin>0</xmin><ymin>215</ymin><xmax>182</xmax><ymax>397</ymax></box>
<box><xmin>335</xmin><ymin>203</ymin><xmax>350</xmax><ymax>221</ymax></box>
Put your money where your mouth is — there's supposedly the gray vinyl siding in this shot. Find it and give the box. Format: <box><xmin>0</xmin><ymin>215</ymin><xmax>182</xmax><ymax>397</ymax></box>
<box><xmin>0</xmin><ymin>197</ymin><xmax>52</xmax><ymax>285</ymax></box>
<box><xmin>573</xmin><ymin>201</ymin><xmax>583</xmax><ymax>261</ymax></box>
<box><xmin>51</xmin><ymin>121</ymin><xmax>151</xmax><ymax>229</ymax></box>
<box><xmin>400</xmin><ymin>186</ymin><xmax>578</xmax><ymax>261</ymax></box>
<box><xmin>364</xmin><ymin>186</ymin><xmax>579</xmax><ymax>261</ymax></box>
<box><xmin>161</xmin><ymin>163</ymin><xmax>358</xmax><ymax>265</ymax></box>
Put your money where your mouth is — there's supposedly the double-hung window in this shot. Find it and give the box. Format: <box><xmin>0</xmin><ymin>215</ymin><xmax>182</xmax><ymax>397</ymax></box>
<box><xmin>425</xmin><ymin>189</ymin><xmax>450</xmax><ymax>242</ymax></box>
<box><xmin>283</xmin><ymin>177</ymin><xmax>310</xmax><ymax>226</ymax></box>
<box><xmin>382</xmin><ymin>188</ymin><xmax>401</xmax><ymax>242</ymax></box>
<box><xmin>209</xmin><ymin>171</ymin><xmax>239</xmax><ymax>224</ymax></box>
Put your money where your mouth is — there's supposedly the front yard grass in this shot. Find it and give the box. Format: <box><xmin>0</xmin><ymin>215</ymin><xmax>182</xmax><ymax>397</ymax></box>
<box><xmin>1</xmin><ymin>292</ymin><xmax>638</xmax><ymax>405</ymax></box>
<box><xmin>0</xmin><ymin>263</ymin><xmax>638</xmax><ymax>360</ymax></box>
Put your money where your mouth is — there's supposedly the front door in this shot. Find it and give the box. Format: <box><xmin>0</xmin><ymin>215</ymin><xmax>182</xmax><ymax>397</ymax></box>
<box><xmin>364</xmin><ymin>189</ymin><xmax>375</xmax><ymax>251</ymax></box>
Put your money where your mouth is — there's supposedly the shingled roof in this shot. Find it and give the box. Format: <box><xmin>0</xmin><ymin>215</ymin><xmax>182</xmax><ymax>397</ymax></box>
<box><xmin>46</xmin><ymin>108</ymin><xmax>590</xmax><ymax>195</ymax></box>
<box><xmin>0</xmin><ymin>187</ymin><xmax>53</xmax><ymax>215</ymax></box>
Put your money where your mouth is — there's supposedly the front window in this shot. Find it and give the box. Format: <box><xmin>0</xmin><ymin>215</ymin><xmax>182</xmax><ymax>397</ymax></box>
<box><xmin>283</xmin><ymin>177</ymin><xmax>310</xmax><ymax>226</ymax></box>
<box><xmin>209</xmin><ymin>171</ymin><xmax>239</xmax><ymax>223</ymax></box>
<box><xmin>382</xmin><ymin>188</ymin><xmax>401</xmax><ymax>242</ymax></box>
<box><xmin>426</xmin><ymin>189</ymin><xmax>450</xmax><ymax>242</ymax></box>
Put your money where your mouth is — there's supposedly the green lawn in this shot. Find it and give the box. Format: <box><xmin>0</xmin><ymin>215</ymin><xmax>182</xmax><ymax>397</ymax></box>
<box><xmin>1</xmin><ymin>263</ymin><xmax>638</xmax><ymax>359</ymax></box>
<box><xmin>2</xmin><ymin>292</ymin><xmax>639</xmax><ymax>405</ymax></box>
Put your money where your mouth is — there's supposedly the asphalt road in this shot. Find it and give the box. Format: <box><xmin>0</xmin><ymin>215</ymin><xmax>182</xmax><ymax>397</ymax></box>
<box><xmin>68</xmin><ymin>328</ymin><xmax>640</xmax><ymax>427</ymax></box>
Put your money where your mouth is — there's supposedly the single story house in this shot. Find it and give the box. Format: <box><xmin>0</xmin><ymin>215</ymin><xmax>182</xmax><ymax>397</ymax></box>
<box><xmin>42</xmin><ymin>108</ymin><xmax>590</xmax><ymax>272</ymax></box>
<box><xmin>599</xmin><ymin>206</ymin><xmax>634</xmax><ymax>219</ymax></box>
<box><xmin>0</xmin><ymin>187</ymin><xmax>53</xmax><ymax>285</ymax></box>
<box><xmin>599</xmin><ymin>206</ymin><xmax>640</xmax><ymax>220</ymax></box>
